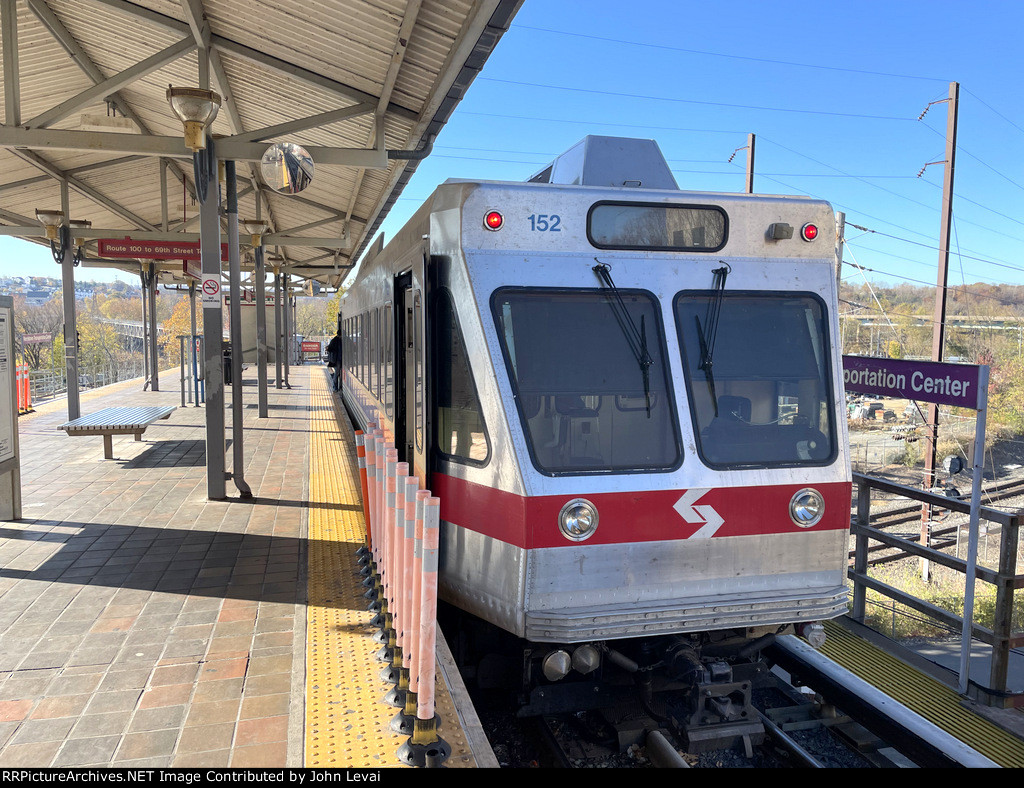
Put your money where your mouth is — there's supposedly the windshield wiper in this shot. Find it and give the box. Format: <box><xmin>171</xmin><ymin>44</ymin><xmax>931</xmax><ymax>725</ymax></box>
<box><xmin>697</xmin><ymin>264</ymin><xmax>730</xmax><ymax>417</ymax></box>
<box><xmin>593</xmin><ymin>261</ymin><xmax>654</xmax><ymax>417</ymax></box>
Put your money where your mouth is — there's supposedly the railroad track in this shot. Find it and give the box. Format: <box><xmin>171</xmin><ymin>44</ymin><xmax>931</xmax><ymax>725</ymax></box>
<box><xmin>478</xmin><ymin>646</ymin><xmax>945</xmax><ymax>768</ymax></box>
<box><xmin>849</xmin><ymin>475</ymin><xmax>1024</xmax><ymax>567</ymax></box>
<box><xmin>518</xmin><ymin>668</ymin><xmax>922</xmax><ymax>767</ymax></box>
<box><xmin>765</xmin><ymin>635</ymin><xmax>1000</xmax><ymax>768</ymax></box>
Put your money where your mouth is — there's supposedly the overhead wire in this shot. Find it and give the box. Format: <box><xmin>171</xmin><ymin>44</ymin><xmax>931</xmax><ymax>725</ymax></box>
<box><xmin>510</xmin><ymin>23</ymin><xmax>952</xmax><ymax>83</ymax></box>
<box><xmin>477</xmin><ymin>76</ymin><xmax>917</xmax><ymax>121</ymax></box>
<box><xmin>962</xmin><ymin>87</ymin><xmax>1024</xmax><ymax>136</ymax></box>
<box><xmin>847</xmin><ymin>223</ymin><xmax>1024</xmax><ymax>277</ymax></box>
<box><xmin>754</xmin><ymin>133</ymin><xmax>1024</xmax><ymax>258</ymax></box>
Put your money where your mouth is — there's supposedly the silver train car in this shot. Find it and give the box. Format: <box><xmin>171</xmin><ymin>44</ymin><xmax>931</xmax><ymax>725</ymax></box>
<box><xmin>339</xmin><ymin>137</ymin><xmax>851</xmax><ymax>711</ymax></box>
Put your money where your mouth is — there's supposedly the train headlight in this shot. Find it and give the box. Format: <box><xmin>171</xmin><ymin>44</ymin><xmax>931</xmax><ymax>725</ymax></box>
<box><xmin>571</xmin><ymin>645</ymin><xmax>601</xmax><ymax>675</ymax></box>
<box><xmin>558</xmin><ymin>498</ymin><xmax>599</xmax><ymax>542</ymax></box>
<box><xmin>790</xmin><ymin>488</ymin><xmax>825</xmax><ymax>528</ymax></box>
<box><xmin>542</xmin><ymin>649</ymin><xmax>572</xmax><ymax>682</ymax></box>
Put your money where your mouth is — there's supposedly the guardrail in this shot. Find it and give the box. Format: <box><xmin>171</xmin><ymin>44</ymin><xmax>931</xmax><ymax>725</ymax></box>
<box><xmin>26</xmin><ymin>359</ymin><xmax>148</xmax><ymax>403</ymax></box>
<box><xmin>849</xmin><ymin>471</ymin><xmax>1023</xmax><ymax>704</ymax></box>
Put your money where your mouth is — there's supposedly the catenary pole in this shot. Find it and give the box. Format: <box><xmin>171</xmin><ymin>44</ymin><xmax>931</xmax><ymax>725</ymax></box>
<box><xmin>922</xmin><ymin>81</ymin><xmax>959</xmax><ymax>582</ymax></box>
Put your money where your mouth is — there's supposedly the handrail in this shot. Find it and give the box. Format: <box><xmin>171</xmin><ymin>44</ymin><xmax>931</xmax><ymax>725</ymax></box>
<box><xmin>849</xmin><ymin>473</ymin><xmax>1023</xmax><ymax>703</ymax></box>
<box><xmin>853</xmin><ymin>471</ymin><xmax>1019</xmax><ymax>527</ymax></box>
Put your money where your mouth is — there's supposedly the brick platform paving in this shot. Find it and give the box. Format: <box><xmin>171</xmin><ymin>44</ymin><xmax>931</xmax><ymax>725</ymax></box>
<box><xmin>0</xmin><ymin>366</ymin><xmax>315</xmax><ymax>767</ymax></box>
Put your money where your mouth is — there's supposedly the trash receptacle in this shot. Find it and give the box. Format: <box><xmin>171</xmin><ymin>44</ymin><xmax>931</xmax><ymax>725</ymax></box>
<box><xmin>223</xmin><ymin>342</ymin><xmax>232</xmax><ymax>386</ymax></box>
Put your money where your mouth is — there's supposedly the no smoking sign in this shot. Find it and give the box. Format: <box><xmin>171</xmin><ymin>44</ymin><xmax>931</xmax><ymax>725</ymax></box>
<box><xmin>201</xmin><ymin>275</ymin><xmax>221</xmax><ymax>307</ymax></box>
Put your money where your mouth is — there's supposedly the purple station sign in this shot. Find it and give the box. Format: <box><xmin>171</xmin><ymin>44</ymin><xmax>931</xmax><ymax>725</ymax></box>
<box><xmin>842</xmin><ymin>355</ymin><xmax>984</xmax><ymax>410</ymax></box>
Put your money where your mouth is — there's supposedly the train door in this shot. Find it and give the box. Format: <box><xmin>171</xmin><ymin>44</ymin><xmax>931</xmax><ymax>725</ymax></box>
<box><xmin>394</xmin><ymin>272</ymin><xmax>412</xmax><ymax>463</ymax></box>
<box><xmin>393</xmin><ymin>252</ymin><xmax>426</xmax><ymax>479</ymax></box>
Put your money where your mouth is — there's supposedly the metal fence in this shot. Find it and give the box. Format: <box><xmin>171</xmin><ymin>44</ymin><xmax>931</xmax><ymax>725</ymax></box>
<box><xmin>27</xmin><ymin>357</ymin><xmax>147</xmax><ymax>403</ymax></box>
<box><xmin>849</xmin><ymin>472</ymin><xmax>1023</xmax><ymax>704</ymax></box>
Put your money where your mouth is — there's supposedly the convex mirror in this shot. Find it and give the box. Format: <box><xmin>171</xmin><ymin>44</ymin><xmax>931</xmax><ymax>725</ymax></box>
<box><xmin>261</xmin><ymin>143</ymin><xmax>314</xmax><ymax>194</ymax></box>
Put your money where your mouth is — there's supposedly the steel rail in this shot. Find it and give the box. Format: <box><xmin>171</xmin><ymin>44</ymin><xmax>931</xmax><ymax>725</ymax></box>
<box><xmin>767</xmin><ymin>635</ymin><xmax>999</xmax><ymax>768</ymax></box>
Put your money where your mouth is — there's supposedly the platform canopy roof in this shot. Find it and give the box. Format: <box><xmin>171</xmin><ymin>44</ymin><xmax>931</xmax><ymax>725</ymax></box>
<box><xmin>0</xmin><ymin>0</ymin><xmax>521</xmax><ymax>288</ymax></box>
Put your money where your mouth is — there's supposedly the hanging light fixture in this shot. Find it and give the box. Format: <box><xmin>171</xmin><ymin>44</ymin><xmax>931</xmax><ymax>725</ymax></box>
<box><xmin>67</xmin><ymin>219</ymin><xmax>92</xmax><ymax>266</ymax></box>
<box><xmin>242</xmin><ymin>219</ymin><xmax>270</xmax><ymax>248</ymax></box>
<box><xmin>166</xmin><ymin>87</ymin><xmax>221</xmax><ymax>152</ymax></box>
<box><xmin>36</xmin><ymin>209</ymin><xmax>68</xmax><ymax>265</ymax></box>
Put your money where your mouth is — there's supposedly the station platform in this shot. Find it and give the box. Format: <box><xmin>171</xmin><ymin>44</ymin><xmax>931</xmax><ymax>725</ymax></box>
<box><xmin>0</xmin><ymin>366</ymin><xmax>494</xmax><ymax>769</ymax></box>
<box><xmin>821</xmin><ymin>618</ymin><xmax>1024</xmax><ymax>766</ymax></box>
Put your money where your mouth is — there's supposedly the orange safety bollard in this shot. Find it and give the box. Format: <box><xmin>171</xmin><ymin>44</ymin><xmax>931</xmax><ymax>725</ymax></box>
<box><xmin>354</xmin><ymin>430</ymin><xmax>372</xmax><ymax>551</ymax></box>
<box><xmin>368</xmin><ymin>431</ymin><xmax>386</xmax><ymax>616</ymax></box>
<box><xmin>401</xmin><ymin>477</ymin><xmax>419</xmax><ymax>658</ymax></box>
<box><xmin>375</xmin><ymin>433</ymin><xmax>386</xmax><ymax>559</ymax></box>
<box><xmin>384</xmin><ymin>449</ymin><xmax>398</xmax><ymax>608</ymax></box>
<box><xmin>372</xmin><ymin>429</ymin><xmax>385</xmax><ymax>567</ymax></box>
<box><xmin>392</xmin><ymin>477</ymin><xmax>423</xmax><ymax>734</ymax></box>
<box><xmin>16</xmin><ymin>365</ymin><xmax>27</xmax><ymax>414</ymax></box>
<box><xmin>398</xmin><ymin>496</ymin><xmax>450</xmax><ymax>767</ymax></box>
<box><xmin>409</xmin><ymin>490</ymin><xmax>431</xmax><ymax>694</ymax></box>
<box><xmin>385</xmin><ymin>462</ymin><xmax>409</xmax><ymax>705</ymax></box>
<box><xmin>395</xmin><ymin>466</ymin><xmax>412</xmax><ymax>652</ymax></box>
<box><xmin>377</xmin><ymin>448</ymin><xmax>399</xmax><ymax>666</ymax></box>
<box><xmin>367</xmin><ymin>430</ymin><xmax>387</xmax><ymax>614</ymax></box>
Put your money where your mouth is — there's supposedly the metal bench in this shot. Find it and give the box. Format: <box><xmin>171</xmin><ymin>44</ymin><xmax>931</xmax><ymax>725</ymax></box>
<box><xmin>58</xmin><ymin>406</ymin><xmax>177</xmax><ymax>459</ymax></box>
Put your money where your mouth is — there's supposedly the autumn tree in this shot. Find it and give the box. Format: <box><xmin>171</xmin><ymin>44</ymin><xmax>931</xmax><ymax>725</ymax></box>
<box><xmin>295</xmin><ymin>289</ymin><xmax>343</xmax><ymax>340</ymax></box>
<box><xmin>11</xmin><ymin>294</ymin><xmax>63</xmax><ymax>369</ymax></box>
<box><xmin>159</xmin><ymin>297</ymin><xmax>203</xmax><ymax>365</ymax></box>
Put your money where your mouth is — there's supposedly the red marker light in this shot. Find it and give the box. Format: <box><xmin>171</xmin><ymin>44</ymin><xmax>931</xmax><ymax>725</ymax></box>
<box><xmin>484</xmin><ymin>211</ymin><xmax>504</xmax><ymax>231</ymax></box>
<box><xmin>801</xmin><ymin>223</ymin><xmax>819</xmax><ymax>242</ymax></box>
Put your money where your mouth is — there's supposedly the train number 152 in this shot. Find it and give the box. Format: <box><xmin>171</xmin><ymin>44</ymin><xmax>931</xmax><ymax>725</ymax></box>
<box><xmin>528</xmin><ymin>214</ymin><xmax>561</xmax><ymax>232</ymax></box>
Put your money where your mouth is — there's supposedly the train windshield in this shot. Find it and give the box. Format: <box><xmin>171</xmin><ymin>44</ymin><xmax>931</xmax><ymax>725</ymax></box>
<box><xmin>492</xmin><ymin>288</ymin><xmax>681</xmax><ymax>475</ymax></box>
<box><xmin>675</xmin><ymin>292</ymin><xmax>836</xmax><ymax>468</ymax></box>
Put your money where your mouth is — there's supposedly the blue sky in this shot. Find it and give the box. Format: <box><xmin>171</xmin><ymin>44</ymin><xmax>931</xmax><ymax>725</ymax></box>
<box><xmin>4</xmin><ymin>1</ymin><xmax>1024</xmax><ymax>298</ymax></box>
<box><xmin>373</xmin><ymin>0</ymin><xmax>1024</xmax><ymax>296</ymax></box>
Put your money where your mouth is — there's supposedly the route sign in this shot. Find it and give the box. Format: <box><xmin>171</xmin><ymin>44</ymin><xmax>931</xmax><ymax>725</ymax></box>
<box><xmin>98</xmin><ymin>238</ymin><xmax>228</xmax><ymax>261</ymax></box>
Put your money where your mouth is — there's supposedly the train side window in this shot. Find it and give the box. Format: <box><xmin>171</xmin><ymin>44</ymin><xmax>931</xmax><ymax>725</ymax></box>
<box><xmin>354</xmin><ymin>316</ymin><xmax>359</xmax><ymax>381</ymax></box>
<box><xmin>492</xmin><ymin>288</ymin><xmax>681</xmax><ymax>475</ymax></box>
<box><xmin>384</xmin><ymin>302</ymin><xmax>393</xmax><ymax>418</ymax></box>
<box><xmin>414</xmin><ymin>291</ymin><xmax>423</xmax><ymax>452</ymax></box>
<box><xmin>348</xmin><ymin>316</ymin><xmax>353</xmax><ymax>380</ymax></box>
<box><xmin>343</xmin><ymin>317</ymin><xmax>349</xmax><ymax>376</ymax></box>
<box><xmin>371</xmin><ymin>308</ymin><xmax>379</xmax><ymax>399</ymax></box>
<box><xmin>433</xmin><ymin>289</ymin><xmax>489</xmax><ymax>465</ymax></box>
<box><xmin>358</xmin><ymin>313</ymin><xmax>366</xmax><ymax>384</ymax></box>
<box><xmin>366</xmin><ymin>310</ymin><xmax>372</xmax><ymax>388</ymax></box>
<box><xmin>379</xmin><ymin>306</ymin><xmax>385</xmax><ymax>403</ymax></box>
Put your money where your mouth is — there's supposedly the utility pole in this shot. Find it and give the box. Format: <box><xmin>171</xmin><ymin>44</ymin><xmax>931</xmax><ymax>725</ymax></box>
<box><xmin>921</xmin><ymin>81</ymin><xmax>959</xmax><ymax>582</ymax></box>
<box><xmin>728</xmin><ymin>134</ymin><xmax>755</xmax><ymax>193</ymax></box>
<box><xmin>834</xmin><ymin>211</ymin><xmax>846</xmax><ymax>294</ymax></box>
<box><xmin>745</xmin><ymin>132</ymin><xmax>755</xmax><ymax>194</ymax></box>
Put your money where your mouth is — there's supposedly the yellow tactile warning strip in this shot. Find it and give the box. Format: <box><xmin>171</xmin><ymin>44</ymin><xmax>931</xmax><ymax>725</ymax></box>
<box><xmin>822</xmin><ymin>619</ymin><xmax>1024</xmax><ymax>767</ymax></box>
<box><xmin>305</xmin><ymin>370</ymin><xmax>481</xmax><ymax>767</ymax></box>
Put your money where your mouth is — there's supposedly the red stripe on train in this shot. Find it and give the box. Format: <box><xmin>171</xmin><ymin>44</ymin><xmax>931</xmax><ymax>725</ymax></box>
<box><xmin>430</xmin><ymin>473</ymin><xmax>852</xmax><ymax>550</ymax></box>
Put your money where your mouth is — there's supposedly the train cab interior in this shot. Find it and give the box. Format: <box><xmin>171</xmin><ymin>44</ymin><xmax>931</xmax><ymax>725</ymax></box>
<box><xmin>492</xmin><ymin>286</ymin><xmax>837</xmax><ymax>475</ymax></box>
